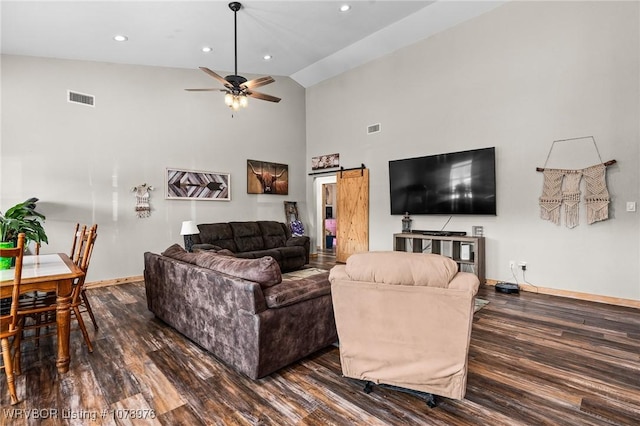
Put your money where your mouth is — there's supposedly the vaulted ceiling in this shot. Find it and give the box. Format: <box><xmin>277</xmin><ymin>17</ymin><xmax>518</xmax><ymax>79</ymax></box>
<box><xmin>1</xmin><ymin>1</ymin><xmax>505</xmax><ymax>87</ymax></box>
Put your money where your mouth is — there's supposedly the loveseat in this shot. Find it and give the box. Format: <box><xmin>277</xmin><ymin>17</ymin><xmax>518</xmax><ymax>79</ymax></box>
<box><xmin>329</xmin><ymin>251</ymin><xmax>480</xmax><ymax>401</ymax></box>
<box><xmin>191</xmin><ymin>221</ymin><xmax>309</xmax><ymax>272</ymax></box>
<box><xmin>144</xmin><ymin>245</ymin><xmax>337</xmax><ymax>380</ymax></box>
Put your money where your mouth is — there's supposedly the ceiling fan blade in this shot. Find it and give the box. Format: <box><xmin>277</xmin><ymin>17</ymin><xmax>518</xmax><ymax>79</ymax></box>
<box><xmin>241</xmin><ymin>76</ymin><xmax>274</xmax><ymax>90</ymax></box>
<box><xmin>199</xmin><ymin>67</ymin><xmax>231</xmax><ymax>87</ymax></box>
<box><xmin>247</xmin><ymin>90</ymin><xmax>281</xmax><ymax>103</ymax></box>
<box><xmin>184</xmin><ymin>88</ymin><xmax>220</xmax><ymax>91</ymax></box>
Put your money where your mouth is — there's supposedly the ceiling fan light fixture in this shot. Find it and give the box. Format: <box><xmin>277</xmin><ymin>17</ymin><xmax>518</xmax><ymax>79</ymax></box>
<box><xmin>186</xmin><ymin>1</ymin><xmax>281</xmax><ymax>110</ymax></box>
<box><xmin>231</xmin><ymin>97</ymin><xmax>241</xmax><ymax>110</ymax></box>
<box><xmin>224</xmin><ymin>92</ymin><xmax>234</xmax><ymax>106</ymax></box>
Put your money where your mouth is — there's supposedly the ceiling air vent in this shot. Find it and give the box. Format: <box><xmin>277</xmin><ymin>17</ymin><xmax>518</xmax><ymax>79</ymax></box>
<box><xmin>68</xmin><ymin>90</ymin><xmax>95</xmax><ymax>107</ymax></box>
<box><xmin>367</xmin><ymin>123</ymin><xmax>381</xmax><ymax>134</ymax></box>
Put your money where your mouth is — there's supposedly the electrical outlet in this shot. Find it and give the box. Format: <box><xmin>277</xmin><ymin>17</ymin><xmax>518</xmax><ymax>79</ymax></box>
<box><xmin>509</xmin><ymin>260</ymin><xmax>515</xmax><ymax>269</ymax></box>
<box><xmin>518</xmin><ymin>261</ymin><xmax>527</xmax><ymax>271</ymax></box>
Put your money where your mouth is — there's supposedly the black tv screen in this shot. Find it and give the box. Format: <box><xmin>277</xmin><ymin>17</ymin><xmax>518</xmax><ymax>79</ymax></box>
<box><xmin>389</xmin><ymin>147</ymin><xmax>496</xmax><ymax>215</ymax></box>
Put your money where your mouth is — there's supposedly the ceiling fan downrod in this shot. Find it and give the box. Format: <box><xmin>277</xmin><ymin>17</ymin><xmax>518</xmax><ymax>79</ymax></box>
<box><xmin>229</xmin><ymin>2</ymin><xmax>241</xmax><ymax>78</ymax></box>
<box><xmin>225</xmin><ymin>2</ymin><xmax>246</xmax><ymax>110</ymax></box>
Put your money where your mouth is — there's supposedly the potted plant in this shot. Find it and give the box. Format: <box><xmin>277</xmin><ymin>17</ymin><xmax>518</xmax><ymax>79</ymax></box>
<box><xmin>0</xmin><ymin>197</ymin><xmax>48</xmax><ymax>269</ymax></box>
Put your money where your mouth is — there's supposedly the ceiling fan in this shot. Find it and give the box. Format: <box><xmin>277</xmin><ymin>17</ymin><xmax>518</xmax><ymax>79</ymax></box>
<box><xmin>186</xmin><ymin>2</ymin><xmax>281</xmax><ymax>110</ymax></box>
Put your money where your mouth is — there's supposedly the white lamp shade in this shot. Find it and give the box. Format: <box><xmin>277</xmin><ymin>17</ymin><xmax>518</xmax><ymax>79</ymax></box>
<box><xmin>180</xmin><ymin>220</ymin><xmax>200</xmax><ymax>235</ymax></box>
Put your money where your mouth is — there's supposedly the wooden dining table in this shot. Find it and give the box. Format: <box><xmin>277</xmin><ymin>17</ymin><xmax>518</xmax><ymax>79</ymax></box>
<box><xmin>0</xmin><ymin>253</ymin><xmax>84</xmax><ymax>374</ymax></box>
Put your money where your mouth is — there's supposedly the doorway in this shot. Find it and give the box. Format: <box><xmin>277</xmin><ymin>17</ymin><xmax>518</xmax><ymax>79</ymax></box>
<box><xmin>314</xmin><ymin>176</ymin><xmax>337</xmax><ymax>252</ymax></box>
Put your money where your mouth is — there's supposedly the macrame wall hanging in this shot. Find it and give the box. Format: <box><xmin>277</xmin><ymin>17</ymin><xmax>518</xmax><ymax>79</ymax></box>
<box><xmin>537</xmin><ymin>136</ymin><xmax>616</xmax><ymax>228</ymax></box>
<box><xmin>131</xmin><ymin>183</ymin><xmax>154</xmax><ymax>218</ymax></box>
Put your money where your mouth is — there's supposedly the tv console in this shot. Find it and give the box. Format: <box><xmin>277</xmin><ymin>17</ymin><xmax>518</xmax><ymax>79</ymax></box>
<box><xmin>393</xmin><ymin>233</ymin><xmax>485</xmax><ymax>284</ymax></box>
<box><xmin>411</xmin><ymin>230</ymin><xmax>467</xmax><ymax>236</ymax></box>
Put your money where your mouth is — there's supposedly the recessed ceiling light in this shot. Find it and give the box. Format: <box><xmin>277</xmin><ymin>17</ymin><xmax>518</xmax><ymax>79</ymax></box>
<box><xmin>113</xmin><ymin>35</ymin><xmax>128</xmax><ymax>42</ymax></box>
<box><xmin>202</xmin><ymin>46</ymin><xmax>213</xmax><ymax>53</ymax></box>
<box><xmin>339</xmin><ymin>4</ymin><xmax>351</xmax><ymax>12</ymax></box>
<box><xmin>263</xmin><ymin>54</ymin><xmax>272</xmax><ymax>61</ymax></box>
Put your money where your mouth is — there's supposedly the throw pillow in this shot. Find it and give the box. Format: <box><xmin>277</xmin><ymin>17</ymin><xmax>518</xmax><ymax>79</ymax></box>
<box><xmin>194</xmin><ymin>251</ymin><xmax>282</xmax><ymax>288</ymax></box>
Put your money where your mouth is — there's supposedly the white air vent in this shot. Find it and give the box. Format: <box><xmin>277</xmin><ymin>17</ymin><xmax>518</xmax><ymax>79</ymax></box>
<box><xmin>367</xmin><ymin>123</ymin><xmax>381</xmax><ymax>134</ymax></box>
<box><xmin>68</xmin><ymin>90</ymin><xmax>95</xmax><ymax>107</ymax></box>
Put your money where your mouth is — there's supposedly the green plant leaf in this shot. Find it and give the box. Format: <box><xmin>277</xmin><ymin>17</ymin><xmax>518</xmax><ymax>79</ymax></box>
<box><xmin>0</xmin><ymin>197</ymin><xmax>48</xmax><ymax>245</ymax></box>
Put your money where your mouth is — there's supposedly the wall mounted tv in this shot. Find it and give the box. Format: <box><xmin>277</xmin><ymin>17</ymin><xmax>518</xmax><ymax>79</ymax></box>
<box><xmin>389</xmin><ymin>147</ymin><xmax>496</xmax><ymax>215</ymax></box>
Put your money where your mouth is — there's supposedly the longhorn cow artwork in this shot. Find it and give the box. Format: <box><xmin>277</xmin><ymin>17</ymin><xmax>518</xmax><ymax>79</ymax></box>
<box><xmin>247</xmin><ymin>160</ymin><xmax>289</xmax><ymax>195</ymax></box>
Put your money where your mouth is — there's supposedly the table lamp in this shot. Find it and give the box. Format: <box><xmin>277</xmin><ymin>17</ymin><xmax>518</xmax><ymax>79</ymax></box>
<box><xmin>180</xmin><ymin>220</ymin><xmax>200</xmax><ymax>252</ymax></box>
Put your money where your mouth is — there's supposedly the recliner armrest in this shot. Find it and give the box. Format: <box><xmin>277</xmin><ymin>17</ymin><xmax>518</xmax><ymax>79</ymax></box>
<box><xmin>448</xmin><ymin>272</ymin><xmax>480</xmax><ymax>295</ymax></box>
<box><xmin>286</xmin><ymin>236</ymin><xmax>309</xmax><ymax>247</ymax></box>
<box><xmin>286</xmin><ymin>236</ymin><xmax>310</xmax><ymax>263</ymax></box>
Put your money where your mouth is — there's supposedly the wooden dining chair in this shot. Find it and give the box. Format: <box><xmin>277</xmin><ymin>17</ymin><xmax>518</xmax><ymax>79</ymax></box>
<box><xmin>18</xmin><ymin>224</ymin><xmax>98</xmax><ymax>352</ymax></box>
<box><xmin>69</xmin><ymin>224</ymin><xmax>98</xmax><ymax>352</ymax></box>
<box><xmin>0</xmin><ymin>233</ymin><xmax>25</xmax><ymax>405</ymax></box>
<box><xmin>17</xmin><ymin>224</ymin><xmax>88</xmax><ymax>346</ymax></box>
<box><xmin>68</xmin><ymin>222</ymin><xmax>80</xmax><ymax>260</ymax></box>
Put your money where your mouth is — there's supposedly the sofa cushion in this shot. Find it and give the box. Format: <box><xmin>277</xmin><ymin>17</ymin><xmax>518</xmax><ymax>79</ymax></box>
<box><xmin>161</xmin><ymin>244</ymin><xmax>198</xmax><ymax>264</ymax></box>
<box><xmin>191</xmin><ymin>243</ymin><xmax>223</xmax><ymax>251</ymax></box>
<box><xmin>236</xmin><ymin>249</ymin><xmax>283</xmax><ymax>262</ymax></box>
<box><xmin>192</xmin><ymin>244</ymin><xmax>236</xmax><ymax>257</ymax></box>
<box><xmin>262</xmin><ymin>271</ymin><xmax>331</xmax><ymax>308</ymax></box>
<box><xmin>194</xmin><ymin>251</ymin><xmax>282</xmax><ymax>288</ymax></box>
<box><xmin>345</xmin><ymin>251</ymin><xmax>458</xmax><ymax>288</ymax></box>
<box><xmin>230</xmin><ymin>222</ymin><xmax>265</xmax><ymax>252</ymax></box>
<box><xmin>196</xmin><ymin>223</ymin><xmax>238</xmax><ymax>252</ymax></box>
<box><xmin>258</xmin><ymin>221</ymin><xmax>288</xmax><ymax>249</ymax></box>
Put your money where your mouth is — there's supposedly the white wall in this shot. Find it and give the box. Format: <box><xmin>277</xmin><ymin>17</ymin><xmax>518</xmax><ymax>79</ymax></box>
<box><xmin>1</xmin><ymin>55</ymin><xmax>307</xmax><ymax>282</ymax></box>
<box><xmin>306</xmin><ymin>1</ymin><xmax>640</xmax><ymax>300</ymax></box>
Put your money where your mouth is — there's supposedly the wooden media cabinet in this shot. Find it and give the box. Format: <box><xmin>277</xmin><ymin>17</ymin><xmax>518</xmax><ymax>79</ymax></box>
<box><xmin>393</xmin><ymin>233</ymin><xmax>485</xmax><ymax>284</ymax></box>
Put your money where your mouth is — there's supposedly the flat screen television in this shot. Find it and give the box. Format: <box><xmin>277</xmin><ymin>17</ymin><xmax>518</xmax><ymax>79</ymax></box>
<box><xmin>389</xmin><ymin>147</ymin><xmax>496</xmax><ymax>215</ymax></box>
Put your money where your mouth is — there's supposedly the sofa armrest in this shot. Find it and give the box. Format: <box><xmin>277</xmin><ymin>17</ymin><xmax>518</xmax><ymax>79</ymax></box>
<box><xmin>144</xmin><ymin>252</ymin><xmax>267</xmax><ymax>315</ymax></box>
<box><xmin>262</xmin><ymin>271</ymin><xmax>330</xmax><ymax>308</ymax></box>
<box><xmin>286</xmin><ymin>236</ymin><xmax>310</xmax><ymax>263</ymax></box>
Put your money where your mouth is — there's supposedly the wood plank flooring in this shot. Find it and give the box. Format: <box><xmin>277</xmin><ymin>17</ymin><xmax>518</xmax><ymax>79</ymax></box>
<box><xmin>1</xmin><ymin>252</ymin><xmax>639</xmax><ymax>425</ymax></box>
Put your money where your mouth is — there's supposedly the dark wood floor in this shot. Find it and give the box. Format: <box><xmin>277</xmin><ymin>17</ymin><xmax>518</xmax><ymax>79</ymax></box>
<box><xmin>2</xmin><ymin>251</ymin><xmax>639</xmax><ymax>425</ymax></box>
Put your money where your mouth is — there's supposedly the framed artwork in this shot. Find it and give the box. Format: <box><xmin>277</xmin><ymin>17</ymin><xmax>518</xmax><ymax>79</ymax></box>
<box><xmin>311</xmin><ymin>153</ymin><xmax>340</xmax><ymax>170</ymax></box>
<box><xmin>166</xmin><ymin>168</ymin><xmax>230</xmax><ymax>200</ymax></box>
<box><xmin>247</xmin><ymin>160</ymin><xmax>288</xmax><ymax>195</ymax></box>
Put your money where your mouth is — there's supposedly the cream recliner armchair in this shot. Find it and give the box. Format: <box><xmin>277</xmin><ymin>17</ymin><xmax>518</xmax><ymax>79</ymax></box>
<box><xmin>329</xmin><ymin>251</ymin><xmax>480</xmax><ymax>405</ymax></box>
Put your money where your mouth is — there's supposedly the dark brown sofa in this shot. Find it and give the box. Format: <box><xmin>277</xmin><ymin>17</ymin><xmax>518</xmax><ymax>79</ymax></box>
<box><xmin>144</xmin><ymin>245</ymin><xmax>337</xmax><ymax>380</ymax></box>
<box><xmin>191</xmin><ymin>221</ymin><xmax>309</xmax><ymax>272</ymax></box>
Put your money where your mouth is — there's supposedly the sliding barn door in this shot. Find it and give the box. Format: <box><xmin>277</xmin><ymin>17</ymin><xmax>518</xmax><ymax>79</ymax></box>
<box><xmin>336</xmin><ymin>168</ymin><xmax>369</xmax><ymax>263</ymax></box>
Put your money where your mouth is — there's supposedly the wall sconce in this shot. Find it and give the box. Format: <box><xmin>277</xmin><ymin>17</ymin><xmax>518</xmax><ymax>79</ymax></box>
<box><xmin>180</xmin><ymin>220</ymin><xmax>200</xmax><ymax>252</ymax></box>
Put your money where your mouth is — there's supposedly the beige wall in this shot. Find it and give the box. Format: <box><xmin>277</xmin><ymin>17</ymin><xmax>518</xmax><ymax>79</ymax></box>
<box><xmin>306</xmin><ymin>1</ymin><xmax>640</xmax><ymax>300</ymax></box>
<box><xmin>1</xmin><ymin>55</ymin><xmax>306</xmax><ymax>282</ymax></box>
